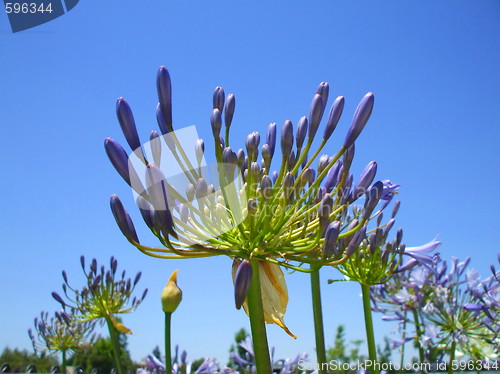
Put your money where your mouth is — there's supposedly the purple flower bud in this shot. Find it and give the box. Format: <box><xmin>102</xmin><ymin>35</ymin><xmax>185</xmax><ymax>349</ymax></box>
<box><xmin>211</xmin><ymin>108</ymin><xmax>222</xmax><ymax>138</ymax></box>
<box><xmin>236</xmin><ymin>149</ymin><xmax>245</xmax><ymax>168</ymax></box>
<box><xmin>196</xmin><ymin>178</ymin><xmax>208</xmax><ymax>199</ymax></box>
<box><xmin>316</xmin><ymin>82</ymin><xmax>329</xmax><ymax>107</ymax></box>
<box><xmin>296</xmin><ymin>116</ymin><xmax>308</xmax><ymax>150</ymax></box>
<box><xmin>141</xmin><ymin>288</ymin><xmax>148</xmax><ymax>301</ymax></box>
<box><xmin>116</xmin><ymin>98</ymin><xmax>142</xmax><ymax>154</ymax></box>
<box><xmin>381</xmin><ymin>180</ymin><xmax>400</xmax><ymax>200</ymax></box>
<box><xmin>234</xmin><ymin>260</ymin><xmax>252</xmax><ymax>310</ymax></box>
<box><xmin>261</xmin><ymin>175</ymin><xmax>273</xmax><ymax>199</ymax></box>
<box><xmin>383</xmin><ymin>218</ymin><xmax>396</xmax><ymax>238</ymax></box>
<box><xmin>110</xmin><ymin>194</ymin><xmax>140</xmax><ymax>243</ymax></box>
<box><xmin>156</xmin><ymin>66</ymin><xmax>173</xmax><ymax>131</ymax></box>
<box><xmin>213</xmin><ymin>86</ymin><xmax>225</xmax><ymax>111</ymax></box>
<box><xmin>318</xmin><ymin>193</ymin><xmax>333</xmax><ymax>220</ymax></box>
<box><xmin>246</xmin><ymin>132</ymin><xmax>260</xmax><ymax>159</ymax></box>
<box><xmin>351</xmin><ymin>161</ymin><xmax>377</xmax><ymax>202</ymax></box>
<box><xmin>288</xmin><ymin>150</ymin><xmax>296</xmax><ymax>170</ymax></box>
<box><xmin>52</xmin><ymin>292</ymin><xmax>65</xmax><ymax>307</ymax></box>
<box><xmin>362</xmin><ymin>181</ymin><xmax>383</xmax><ymax>221</ymax></box>
<box><xmin>195</xmin><ymin>139</ymin><xmax>205</xmax><ymax>165</ymax></box>
<box><xmin>284</xmin><ymin>172</ymin><xmax>295</xmax><ymax>198</ymax></box>
<box><xmin>343</xmin><ymin>144</ymin><xmax>355</xmax><ymax>172</ymax></box>
<box><xmin>281</xmin><ymin>120</ymin><xmax>294</xmax><ymax>157</ymax></box>
<box><xmin>463</xmin><ymin>303</ymin><xmax>484</xmax><ymax>312</ymax></box>
<box><xmin>308</xmin><ymin>94</ymin><xmax>325</xmax><ymax>140</ymax></box>
<box><xmin>247</xmin><ymin>198</ymin><xmax>258</xmax><ymax>216</ymax></box>
<box><xmin>62</xmin><ymin>271</ymin><xmax>68</xmax><ymax>284</ymax></box>
<box><xmin>136</xmin><ymin>196</ymin><xmax>156</xmax><ymax>232</ymax></box>
<box><xmin>323</xmin><ymin>96</ymin><xmax>345</xmax><ymax>140</ymax></box>
<box><xmin>111</xmin><ymin>257</ymin><xmax>118</xmax><ymax>274</ymax></box>
<box><xmin>300</xmin><ymin>168</ymin><xmax>314</xmax><ymax>187</ymax></box>
<box><xmin>250</xmin><ymin>162</ymin><xmax>260</xmax><ymax>180</ymax></box>
<box><xmin>266</xmin><ymin>123</ymin><xmax>277</xmax><ymax>158</ymax></box>
<box><xmin>376</xmin><ymin>212</ymin><xmax>384</xmax><ymax>227</ymax></box>
<box><xmin>396</xmin><ymin>228</ymin><xmax>403</xmax><ymax>247</ymax></box>
<box><xmin>343</xmin><ymin>92</ymin><xmax>374</xmax><ymax>149</ymax></box>
<box><xmin>156</xmin><ymin>102</ymin><xmax>169</xmax><ymax>135</ymax></box>
<box><xmin>80</xmin><ymin>255</ymin><xmax>85</xmax><ymax>271</ymax></box>
<box><xmin>345</xmin><ymin>226</ymin><xmax>366</xmax><ymax>257</ymax></box>
<box><xmin>104</xmin><ymin>138</ymin><xmax>132</xmax><ymax>186</ymax></box>
<box><xmin>318</xmin><ymin>155</ymin><xmax>329</xmax><ymax>175</ymax></box>
<box><xmin>186</xmin><ymin>183</ymin><xmax>195</xmax><ymax>201</ymax></box>
<box><xmin>324</xmin><ymin>160</ymin><xmax>342</xmax><ymax>192</ymax></box>
<box><xmin>271</xmin><ymin>170</ymin><xmax>278</xmax><ymax>183</ymax></box>
<box><xmin>392</xmin><ymin>200</ymin><xmax>401</xmax><ymax>218</ymax></box>
<box><xmin>261</xmin><ymin>144</ymin><xmax>272</xmax><ymax>167</ymax></box>
<box><xmin>219</xmin><ymin>136</ymin><xmax>225</xmax><ymax>150</ymax></box>
<box><xmin>134</xmin><ymin>272</ymin><xmax>142</xmax><ymax>286</ymax></box>
<box><xmin>150</xmin><ymin>130</ymin><xmax>162</xmax><ymax>166</ymax></box>
<box><xmin>323</xmin><ymin>221</ymin><xmax>341</xmax><ymax>257</ymax></box>
<box><xmin>224</xmin><ymin>94</ymin><xmax>236</xmax><ymax>128</ymax></box>
<box><xmin>222</xmin><ymin>146</ymin><xmax>237</xmax><ymax>165</ymax></box>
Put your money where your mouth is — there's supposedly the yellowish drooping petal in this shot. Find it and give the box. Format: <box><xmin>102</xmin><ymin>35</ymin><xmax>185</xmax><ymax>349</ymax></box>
<box><xmin>161</xmin><ymin>269</ymin><xmax>182</xmax><ymax>313</ymax></box>
<box><xmin>232</xmin><ymin>260</ymin><xmax>296</xmax><ymax>338</ymax></box>
<box><xmin>109</xmin><ymin>315</ymin><xmax>133</xmax><ymax>334</ymax></box>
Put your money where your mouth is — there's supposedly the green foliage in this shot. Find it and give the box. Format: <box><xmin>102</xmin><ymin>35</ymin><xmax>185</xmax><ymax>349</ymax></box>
<box><xmin>68</xmin><ymin>336</ymin><xmax>132</xmax><ymax>374</ymax></box>
<box><xmin>0</xmin><ymin>347</ymin><xmax>58</xmax><ymax>373</ymax></box>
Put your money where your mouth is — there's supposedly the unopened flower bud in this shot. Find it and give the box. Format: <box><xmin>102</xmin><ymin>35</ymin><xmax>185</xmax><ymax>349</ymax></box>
<box><xmin>323</xmin><ymin>221</ymin><xmax>341</xmax><ymax>257</ymax></box>
<box><xmin>261</xmin><ymin>175</ymin><xmax>273</xmax><ymax>199</ymax></box>
<box><xmin>156</xmin><ymin>66</ymin><xmax>173</xmax><ymax>132</ymax></box>
<box><xmin>316</xmin><ymin>82</ymin><xmax>329</xmax><ymax>107</ymax></box>
<box><xmin>266</xmin><ymin>123</ymin><xmax>277</xmax><ymax>158</ymax></box>
<box><xmin>195</xmin><ymin>139</ymin><xmax>205</xmax><ymax>165</ymax></box>
<box><xmin>308</xmin><ymin>94</ymin><xmax>325</xmax><ymax>140</ymax></box>
<box><xmin>323</xmin><ymin>96</ymin><xmax>344</xmax><ymax>140</ymax></box>
<box><xmin>213</xmin><ymin>86</ymin><xmax>225</xmax><ymax>111</ymax></box>
<box><xmin>233</xmin><ymin>260</ymin><xmax>252</xmax><ymax>310</ymax></box>
<box><xmin>392</xmin><ymin>200</ymin><xmax>401</xmax><ymax>218</ymax></box>
<box><xmin>161</xmin><ymin>270</ymin><xmax>182</xmax><ymax>313</ymax></box>
<box><xmin>150</xmin><ymin>131</ymin><xmax>162</xmax><ymax>166</ymax></box>
<box><xmin>116</xmin><ymin>98</ymin><xmax>142</xmax><ymax>154</ymax></box>
<box><xmin>345</xmin><ymin>226</ymin><xmax>367</xmax><ymax>257</ymax></box>
<box><xmin>295</xmin><ymin>116</ymin><xmax>308</xmax><ymax>150</ymax></box>
<box><xmin>110</xmin><ymin>195</ymin><xmax>140</xmax><ymax>243</ymax></box>
<box><xmin>362</xmin><ymin>181</ymin><xmax>383</xmax><ymax>221</ymax></box>
<box><xmin>281</xmin><ymin>120</ymin><xmax>294</xmax><ymax>157</ymax></box>
<box><xmin>224</xmin><ymin>94</ymin><xmax>236</xmax><ymax>128</ymax></box>
<box><xmin>344</xmin><ymin>92</ymin><xmax>374</xmax><ymax>149</ymax></box>
<box><xmin>210</xmin><ymin>108</ymin><xmax>222</xmax><ymax>138</ymax></box>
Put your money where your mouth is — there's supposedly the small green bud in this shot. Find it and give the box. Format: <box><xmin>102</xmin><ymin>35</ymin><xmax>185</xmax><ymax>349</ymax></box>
<box><xmin>161</xmin><ymin>270</ymin><xmax>182</xmax><ymax>313</ymax></box>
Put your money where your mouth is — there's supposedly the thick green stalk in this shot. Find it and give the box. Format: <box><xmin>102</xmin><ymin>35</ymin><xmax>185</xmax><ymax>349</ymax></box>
<box><xmin>164</xmin><ymin>312</ymin><xmax>173</xmax><ymax>374</ymax></box>
<box><xmin>448</xmin><ymin>340</ymin><xmax>456</xmax><ymax>374</ymax></box>
<box><xmin>106</xmin><ymin>318</ymin><xmax>124</xmax><ymax>374</ymax></box>
<box><xmin>247</xmin><ymin>259</ymin><xmax>272</xmax><ymax>373</ymax></box>
<box><xmin>361</xmin><ymin>284</ymin><xmax>378</xmax><ymax>374</ymax></box>
<box><xmin>412</xmin><ymin>309</ymin><xmax>426</xmax><ymax>366</ymax></box>
<box><xmin>61</xmin><ymin>350</ymin><xmax>66</xmax><ymax>374</ymax></box>
<box><xmin>310</xmin><ymin>268</ymin><xmax>327</xmax><ymax>374</ymax></box>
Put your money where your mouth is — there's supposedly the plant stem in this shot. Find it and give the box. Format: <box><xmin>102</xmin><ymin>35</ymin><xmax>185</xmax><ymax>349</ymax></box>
<box><xmin>247</xmin><ymin>259</ymin><xmax>272</xmax><ymax>373</ymax></box>
<box><xmin>412</xmin><ymin>309</ymin><xmax>426</xmax><ymax>365</ymax></box>
<box><xmin>310</xmin><ymin>268</ymin><xmax>327</xmax><ymax>374</ymax></box>
<box><xmin>106</xmin><ymin>318</ymin><xmax>124</xmax><ymax>374</ymax></box>
<box><xmin>448</xmin><ymin>340</ymin><xmax>456</xmax><ymax>374</ymax></box>
<box><xmin>164</xmin><ymin>312</ymin><xmax>173</xmax><ymax>374</ymax></box>
<box><xmin>61</xmin><ymin>350</ymin><xmax>66</xmax><ymax>374</ymax></box>
<box><xmin>361</xmin><ymin>284</ymin><xmax>378</xmax><ymax>374</ymax></box>
<box><xmin>399</xmin><ymin>312</ymin><xmax>406</xmax><ymax>374</ymax></box>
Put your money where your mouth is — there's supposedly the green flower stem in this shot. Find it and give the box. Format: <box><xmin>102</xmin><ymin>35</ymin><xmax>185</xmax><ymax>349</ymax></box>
<box><xmin>399</xmin><ymin>312</ymin><xmax>406</xmax><ymax>374</ymax></box>
<box><xmin>361</xmin><ymin>284</ymin><xmax>378</xmax><ymax>374</ymax></box>
<box><xmin>310</xmin><ymin>268</ymin><xmax>327</xmax><ymax>374</ymax></box>
<box><xmin>448</xmin><ymin>340</ymin><xmax>456</xmax><ymax>374</ymax></box>
<box><xmin>106</xmin><ymin>318</ymin><xmax>124</xmax><ymax>374</ymax></box>
<box><xmin>164</xmin><ymin>312</ymin><xmax>173</xmax><ymax>374</ymax></box>
<box><xmin>247</xmin><ymin>259</ymin><xmax>272</xmax><ymax>373</ymax></box>
<box><xmin>412</xmin><ymin>309</ymin><xmax>426</xmax><ymax>366</ymax></box>
<box><xmin>61</xmin><ymin>350</ymin><xmax>66</xmax><ymax>374</ymax></box>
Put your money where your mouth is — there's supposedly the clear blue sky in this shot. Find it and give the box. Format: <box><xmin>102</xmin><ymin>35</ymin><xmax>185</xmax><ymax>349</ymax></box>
<box><xmin>1</xmin><ymin>0</ymin><xmax>499</xmax><ymax>366</ymax></box>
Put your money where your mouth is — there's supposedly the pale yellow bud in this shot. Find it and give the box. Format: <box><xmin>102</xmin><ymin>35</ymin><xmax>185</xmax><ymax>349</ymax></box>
<box><xmin>161</xmin><ymin>270</ymin><xmax>182</xmax><ymax>313</ymax></box>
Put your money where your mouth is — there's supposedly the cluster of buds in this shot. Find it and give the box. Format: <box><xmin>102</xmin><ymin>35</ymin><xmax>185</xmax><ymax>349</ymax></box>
<box><xmin>28</xmin><ymin>310</ymin><xmax>94</xmax><ymax>355</ymax></box>
<box><xmin>51</xmin><ymin>256</ymin><xmax>147</xmax><ymax>334</ymax></box>
<box><xmin>105</xmin><ymin>66</ymin><xmax>408</xmax><ymax>334</ymax></box>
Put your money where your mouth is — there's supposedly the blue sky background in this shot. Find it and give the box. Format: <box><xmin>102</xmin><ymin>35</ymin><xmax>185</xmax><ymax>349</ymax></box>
<box><xmin>1</xmin><ymin>0</ymin><xmax>499</xmax><ymax>366</ymax></box>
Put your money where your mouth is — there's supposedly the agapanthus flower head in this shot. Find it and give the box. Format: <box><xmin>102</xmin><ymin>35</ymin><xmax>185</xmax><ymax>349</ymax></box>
<box><xmin>105</xmin><ymin>66</ymin><xmax>396</xmax><ymax>336</ymax></box>
<box><xmin>52</xmin><ymin>256</ymin><xmax>147</xmax><ymax>334</ymax></box>
<box><xmin>28</xmin><ymin>310</ymin><xmax>94</xmax><ymax>355</ymax></box>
